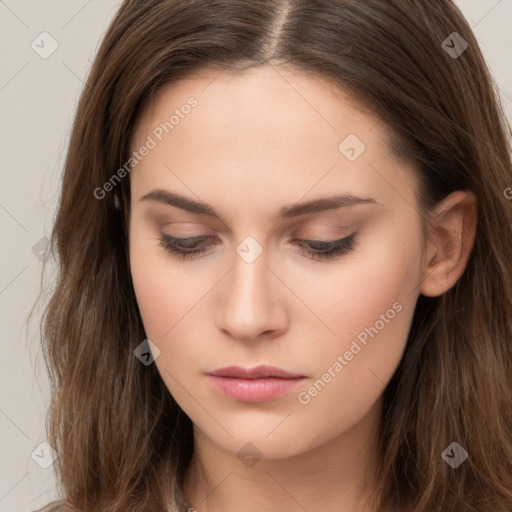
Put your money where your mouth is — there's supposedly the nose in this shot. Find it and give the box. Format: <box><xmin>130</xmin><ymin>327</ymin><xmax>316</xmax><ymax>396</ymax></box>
<box><xmin>215</xmin><ymin>246</ymin><xmax>287</xmax><ymax>342</ymax></box>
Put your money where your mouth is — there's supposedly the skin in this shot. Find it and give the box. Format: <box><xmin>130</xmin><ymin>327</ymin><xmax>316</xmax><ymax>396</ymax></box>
<box><xmin>128</xmin><ymin>64</ymin><xmax>477</xmax><ymax>512</ymax></box>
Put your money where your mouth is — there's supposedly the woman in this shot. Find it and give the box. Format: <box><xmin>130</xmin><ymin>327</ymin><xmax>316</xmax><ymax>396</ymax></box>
<box><xmin>35</xmin><ymin>0</ymin><xmax>512</xmax><ymax>511</ymax></box>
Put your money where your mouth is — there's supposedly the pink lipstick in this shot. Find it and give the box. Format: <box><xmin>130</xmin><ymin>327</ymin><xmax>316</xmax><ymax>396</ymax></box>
<box><xmin>206</xmin><ymin>365</ymin><xmax>307</xmax><ymax>403</ymax></box>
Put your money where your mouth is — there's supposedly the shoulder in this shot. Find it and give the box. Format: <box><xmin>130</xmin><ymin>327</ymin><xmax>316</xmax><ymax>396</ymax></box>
<box><xmin>32</xmin><ymin>500</ymin><xmax>76</xmax><ymax>512</ymax></box>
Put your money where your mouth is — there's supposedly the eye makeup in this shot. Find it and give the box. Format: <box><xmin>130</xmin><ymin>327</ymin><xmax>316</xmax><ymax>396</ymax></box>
<box><xmin>158</xmin><ymin>232</ymin><xmax>358</xmax><ymax>261</ymax></box>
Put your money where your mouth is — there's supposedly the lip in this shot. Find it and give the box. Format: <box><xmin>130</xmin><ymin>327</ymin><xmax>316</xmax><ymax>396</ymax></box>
<box><xmin>208</xmin><ymin>365</ymin><xmax>306</xmax><ymax>379</ymax></box>
<box><xmin>206</xmin><ymin>365</ymin><xmax>307</xmax><ymax>403</ymax></box>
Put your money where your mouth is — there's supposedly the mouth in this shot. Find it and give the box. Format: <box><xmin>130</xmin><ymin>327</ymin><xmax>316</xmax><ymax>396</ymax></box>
<box><xmin>206</xmin><ymin>365</ymin><xmax>308</xmax><ymax>403</ymax></box>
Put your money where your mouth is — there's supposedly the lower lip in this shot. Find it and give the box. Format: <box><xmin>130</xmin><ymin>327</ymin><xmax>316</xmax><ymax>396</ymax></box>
<box><xmin>207</xmin><ymin>375</ymin><xmax>307</xmax><ymax>402</ymax></box>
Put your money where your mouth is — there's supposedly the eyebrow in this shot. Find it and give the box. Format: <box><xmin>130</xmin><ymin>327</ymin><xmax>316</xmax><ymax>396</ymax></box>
<box><xmin>140</xmin><ymin>189</ymin><xmax>378</xmax><ymax>222</ymax></box>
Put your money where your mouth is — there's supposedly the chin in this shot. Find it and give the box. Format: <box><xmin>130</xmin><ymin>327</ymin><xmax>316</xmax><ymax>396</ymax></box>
<box><xmin>193</xmin><ymin>417</ymin><xmax>324</xmax><ymax>462</ymax></box>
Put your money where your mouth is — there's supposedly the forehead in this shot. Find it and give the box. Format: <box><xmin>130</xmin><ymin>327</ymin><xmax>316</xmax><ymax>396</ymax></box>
<box><xmin>128</xmin><ymin>65</ymin><xmax>419</xmax><ymax>221</ymax></box>
<box><xmin>132</xmin><ymin>64</ymin><xmax>389</xmax><ymax>156</ymax></box>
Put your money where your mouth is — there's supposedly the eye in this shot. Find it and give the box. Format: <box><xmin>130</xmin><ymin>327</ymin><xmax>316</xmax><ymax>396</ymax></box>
<box><xmin>292</xmin><ymin>233</ymin><xmax>357</xmax><ymax>261</ymax></box>
<box><xmin>158</xmin><ymin>233</ymin><xmax>357</xmax><ymax>261</ymax></box>
<box><xmin>159</xmin><ymin>234</ymin><xmax>214</xmax><ymax>260</ymax></box>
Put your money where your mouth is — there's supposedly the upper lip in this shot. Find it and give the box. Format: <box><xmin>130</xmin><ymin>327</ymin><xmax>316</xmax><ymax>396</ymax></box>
<box><xmin>207</xmin><ymin>365</ymin><xmax>306</xmax><ymax>379</ymax></box>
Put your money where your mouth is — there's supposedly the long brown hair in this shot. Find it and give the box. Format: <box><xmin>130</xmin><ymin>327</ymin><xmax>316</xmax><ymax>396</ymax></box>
<box><xmin>35</xmin><ymin>0</ymin><xmax>512</xmax><ymax>510</ymax></box>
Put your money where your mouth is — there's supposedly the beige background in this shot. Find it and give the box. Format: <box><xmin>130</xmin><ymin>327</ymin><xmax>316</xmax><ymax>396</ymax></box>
<box><xmin>0</xmin><ymin>1</ymin><xmax>511</xmax><ymax>510</ymax></box>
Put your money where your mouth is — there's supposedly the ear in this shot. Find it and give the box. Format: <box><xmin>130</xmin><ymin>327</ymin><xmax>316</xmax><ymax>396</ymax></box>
<box><xmin>420</xmin><ymin>190</ymin><xmax>478</xmax><ymax>297</ymax></box>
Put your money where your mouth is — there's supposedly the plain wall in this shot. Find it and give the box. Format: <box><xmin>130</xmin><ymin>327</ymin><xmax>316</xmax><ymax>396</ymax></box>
<box><xmin>0</xmin><ymin>1</ymin><xmax>511</xmax><ymax>510</ymax></box>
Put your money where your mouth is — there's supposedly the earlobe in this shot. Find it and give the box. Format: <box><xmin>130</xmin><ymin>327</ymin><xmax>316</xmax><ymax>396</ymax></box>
<box><xmin>420</xmin><ymin>190</ymin><xmax>478</xmax><ymax>297</ymax></box>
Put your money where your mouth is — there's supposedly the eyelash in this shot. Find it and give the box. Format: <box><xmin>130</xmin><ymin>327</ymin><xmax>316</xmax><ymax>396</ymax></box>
<box><xmin>158</xmin><ymin>233</ymin><xmax>357</xmax><ymax>261</ymax></box>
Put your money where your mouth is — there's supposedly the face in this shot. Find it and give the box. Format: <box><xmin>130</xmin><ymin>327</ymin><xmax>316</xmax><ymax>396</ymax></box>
<box><xmin>128</xmin><ymin>64</ymin><xmax>425</xmax><ymax>459</ymax></box>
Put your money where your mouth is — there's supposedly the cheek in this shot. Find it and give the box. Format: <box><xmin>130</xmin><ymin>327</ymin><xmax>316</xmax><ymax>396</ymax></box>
<box><xmin>128</xmin><ymin>224</ymin><xmax>220</xmax><ymax>394</ymax></box>
<box><xmin>297</xmin><ymin>221</ymin><xmax>422</xmax><ymax>401</ymax></box>
<box><xmin>306</xmin><ymin>219</ymin><xmax>421</xmax><ymax>331</ymax></box>
<box><xmin>289</xmin><ymin>276</ymin><xmax>419</xmax><ymax>451</ymax></box>
<box><xmin>129</xmin><ymin>225</ymin><xmax>199</xmax><ymax>341</ymax></box>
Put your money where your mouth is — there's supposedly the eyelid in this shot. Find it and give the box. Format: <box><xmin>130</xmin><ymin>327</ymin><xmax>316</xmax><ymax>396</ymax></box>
<box><xmin>156</xmin><ymin>212</ymin><xmax>357</xmax><ymax>235</ymax></box>
<box><xmin>161</xmin><ymin>233</ymin><xmax>212</xmax><ymax>246</ymax></box>
<box><xmin>159</xmin><ymin>232</ymin><xmax>358</xmax><ymax>262</ymax></box>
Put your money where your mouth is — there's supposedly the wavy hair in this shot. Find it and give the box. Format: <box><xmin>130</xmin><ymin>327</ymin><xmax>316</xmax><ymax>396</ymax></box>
<box><xmin>35</xmin><ymin>0</ymin><xmax>512</xmax><ymax>511</ymax></box>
